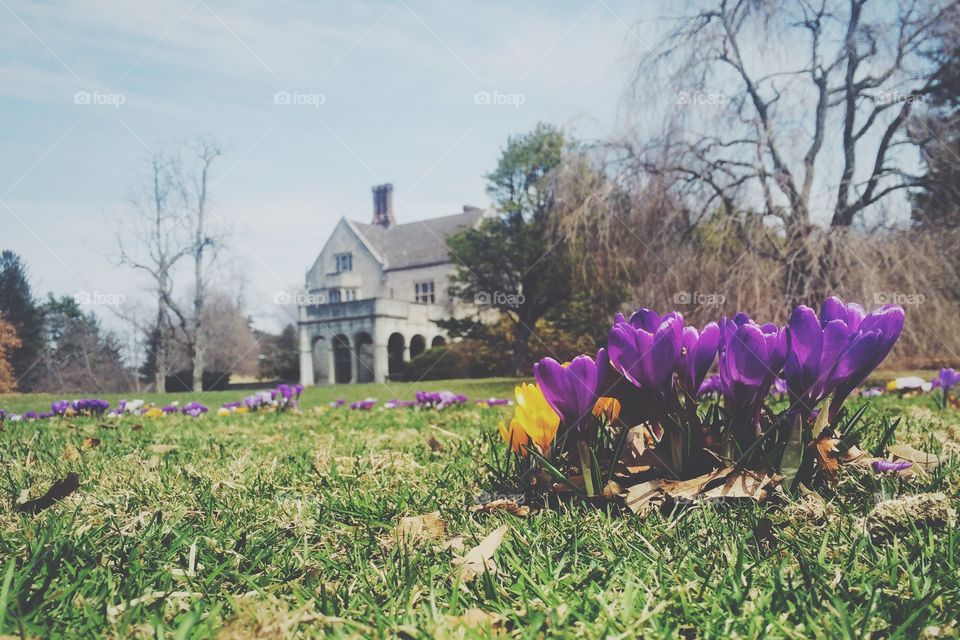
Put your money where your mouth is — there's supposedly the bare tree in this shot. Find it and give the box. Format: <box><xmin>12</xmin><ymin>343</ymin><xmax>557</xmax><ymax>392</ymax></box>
<box><xmin>117</xmin><ymin>138</ymin><xmax>226</xmax><ymax>392</ymax></box>
<box><xmin>116</xmin><ymin>154</ymin><xmax>190</xmax><ymax>392</ymax></box>
<box><xmin>631</xmin><ymin>0</ymin><xmax>957</xmax><ymax>304</ymax></box>
<box><xmin>163</xmin><ymin>139</ymin><xmax>225</xmax><ymax>392</ymax></box>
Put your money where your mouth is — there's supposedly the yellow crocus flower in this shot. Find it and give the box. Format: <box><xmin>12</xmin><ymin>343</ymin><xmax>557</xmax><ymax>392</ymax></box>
<box><xmin>512</xmin><ymin>383</ymin><xmax>560</xmax><ymax>454</ymax></box>
<box><xmin>592</xmin><ymin>396</ymin><xmax>621</xmax><ymax>423</ymax></box>
<box><xmin>498</xmin><ymin>419</ymin><xmax>529</xmax><ymax>456</ymax></box>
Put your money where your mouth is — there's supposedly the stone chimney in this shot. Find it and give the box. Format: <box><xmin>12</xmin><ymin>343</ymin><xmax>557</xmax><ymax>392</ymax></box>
<box><xmin>371</xmin><ymin>183</ymin><xmax>395</xmax><ymax>227</ymax></box>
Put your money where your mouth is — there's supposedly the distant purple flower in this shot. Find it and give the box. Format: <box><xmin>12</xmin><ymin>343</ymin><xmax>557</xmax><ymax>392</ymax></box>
<box><xmin>23</xmin><ymin>411</ymin><xmax>39</xmax><ymax>421</ymax></box>
<box><xmin>480</xmin><ymin>398</ymin><xmax>511</xmax><ymax>406</ymax></box>
<box><xmin>872</xmin><ymin>459</ymin><xmax>912</xmax><ymax>473</ymax></box>
<box><xmin>385</xmin><ymin>399</ymin><xmax>416</xmax><ymax>409</ymax></box>
<box><xmin>293</xmin><ymin>384</ymin><xmax>304</xmax><ymax>397</ymax></box>
<box><xmin>719</xmin><ymin>313</ymin><xmax>787</xmax><ymax>432</ymax></box>
<box><xmin>329</xmin><ymin>398</ymin><xmax>347</xmax><ymax>408</ymax></box>
<box><xmin>72</xmin><ymin>399</ymin><xmax>110</xmax><ymax>416</ymax></box>
<box><xmin>222</xmin><ymin>401</ymin><xmax>242</xmax><ymax>410</ymax></box>
<box><xmin>932</xmin><ymin>368</ymin><xmax>960</xmax><ymax>393</ymax></box>
<box><xmin>350</xmin><ymin>398</ymin><xmax>376</xmax><ymax>410</ymax></box>
<box><xmin>771</xmin><ymin>378</ymin><xmax>788</xmax><ymax>397</ymax></box>
<box><xmin>181</xmin><ymin>402</ymin><xmax>208</xmax><ymax>418</ymax></box>
<box><xmin>697</xmin><ymin>373</ymin><xmax>722</xmax><ymax>398</ymax></box>
<box><xmin>51</xmin><ymin>400</ymin><xmax>71</xmax><ymax>416</ymax></box>
<box><xmin>861</xmin><ymin>387</ymin><xmax>883</xmax><ymax>398</ymax></box>
<box><xmin>161</xmin><ymin>404</ymin><xmax>179</xmax><ymax>414</ymax></box>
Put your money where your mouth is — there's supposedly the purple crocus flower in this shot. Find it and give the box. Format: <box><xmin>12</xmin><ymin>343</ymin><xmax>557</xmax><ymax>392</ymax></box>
<box><xmin>534</xmin><ymin>349</ymin><xmax>609</xmax><ymax>431</ymax></box>
<box><xmin>784</xmin><ymin>297</ymin><xmax>904</xmax><ymax>421</ymax></box>
<box><xmin>23</xmin><ymin>411</ymin><xmax>39</xmax><ymax>421</ymax></box>
<box><xmin>872</xmin><ymin>459</ymin><xmax>912</xmax><ymax>473</ymax></box>
<box><xmin>697</xmin><ymin>373</ymin><xmax>722</xmax><ymax>398</ymax></box>
<box><xmin>932</xmin><ymin>368</ymin><xmax>960</xmax><ymax>393</ymax></box>
<box><xmin>677</xmin><ymin>322</ymin><xmax>721</xmax><ymax>395</ymax></box>
<box><xmin>181</xmin><ymin>402</ymin><xmax>208</xmax><ymax>418</ymax></box>
<box><xmin>718</xmin><ymin>313</ymin><xmax>787</xmax><ymax>433</ymax></box>
<box><xmin>771</xmin><ymin>378</ymin><xmax>788</xmax><ymax>397</ymax></box>
<box><xmin>608</xmin><ymin>310</ymin><xmax>684</xmax><ymax>393</ymax></box>
<box><xmin>350</xmin><ymin>398</ymin><xmax>376</xmax><ymax>410</ymax></box>
<box><xmin>329</xmin><ymin>399</ymin><xmax>346</xmax><ymax>408</ymax></box>
<box><xmin>51</xmin><ymin>400</ymin><xmax>71</xmax><ymax>416</ymax></box>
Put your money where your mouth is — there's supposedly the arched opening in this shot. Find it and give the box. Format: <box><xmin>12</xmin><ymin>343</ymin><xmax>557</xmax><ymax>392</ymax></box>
<box><xmin>387</xmin><ymin>332</ymin><xmax>405</xmax><ymax>377</ymax></box>
<box><xmin>354</xmin><ymin>332</ymin><xmax>374</xmax><ymax>383</ymax></box>
<box><xmin>333</xmin><ymin>334</ymin><xmax>352</xmax><ymax>384</ymax></box>
<box><xmin>410</xmin><ymin>334</ymin><xmax>426</xmax><ymax>359</ymax></box>
<box><xmin>431</xmin><ymin>335</ymin><xmax>447</xmax><ymax>348</ymax></box>
<box><xmin>311</xmin><ymin>336</ymin><xmax>329</xmax><ymax>385</ymax></box>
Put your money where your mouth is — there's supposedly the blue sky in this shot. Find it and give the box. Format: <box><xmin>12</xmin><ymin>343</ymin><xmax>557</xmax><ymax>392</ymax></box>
<box><xmin>0</xmin><ymin>0</ymin><xmax>651</xmax><ymax>334</ymax></box>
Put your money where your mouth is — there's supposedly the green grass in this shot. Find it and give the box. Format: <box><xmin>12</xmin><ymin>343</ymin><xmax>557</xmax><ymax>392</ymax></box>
<box><xmin>0</xmin><ymin>382</ymin><xmax>958</xmax><ymax>638</ymax></box>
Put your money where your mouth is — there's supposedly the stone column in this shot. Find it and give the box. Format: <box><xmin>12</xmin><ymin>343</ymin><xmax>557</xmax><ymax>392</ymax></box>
<box><xmin>373</xmin><ymin>323</ymin><xmax>389</xmax><ymax>384</ymax></box>
<box><xmin>298</xmin><ymin>321</ymin><xmax>315</xmax><ymax>387</ymax></box>
<box><xmin>327</xmin><ymin>341</ymin><xmax>336</xmax><ymax>386</ymax></box>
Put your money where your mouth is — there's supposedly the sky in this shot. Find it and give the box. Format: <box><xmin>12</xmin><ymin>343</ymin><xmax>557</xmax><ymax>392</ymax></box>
<box><xmin>0</xmin><ymin>0</ymin><xmax>653</xmax><ymax>341</ymax></box>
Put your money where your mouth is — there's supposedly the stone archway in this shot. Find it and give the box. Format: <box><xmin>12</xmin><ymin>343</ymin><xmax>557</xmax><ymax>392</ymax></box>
<box><xmin>354</xmin><ymin>332</ymin><xmax>375</xmax><ymax>383</ymax></box>
<box><xmin>333</xmin><ymin>334</ymin><xmax>352</xmax><ymax>384</ymax></box>
<box><xmin>431</xmin><ymin>335</ymin><xmax>447</xmax><ymax>348</ymax></box>
<box><xmin>387</xmin><ymin>332</ymin><xmax>405</xmax><ymax>377</ymax></box>
<box><xmin>410</xmin><ymin>334</ymin><xmax>426</xmax><ymax>359</ymax></box>
<box><xmin>311</xmin><ymin>336</ymin><xmax>329</xmax><ymax>385</ymax></box>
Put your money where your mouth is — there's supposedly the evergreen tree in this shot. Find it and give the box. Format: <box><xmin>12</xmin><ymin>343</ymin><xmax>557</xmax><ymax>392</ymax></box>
<box><xmin>0</xmin><ymin>251</ymin><xmax>44</xmax><ymax>390</ymax></box>
<box><xmin>443</xmin><ymin>123</ymin><xmax>571</xmax><ymax>375</ymax></box>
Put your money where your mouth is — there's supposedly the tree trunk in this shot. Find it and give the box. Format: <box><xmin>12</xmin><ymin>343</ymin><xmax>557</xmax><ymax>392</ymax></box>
<box><xmin>154</xmin><ymin>306</ymin><xmax>167</xmax><ymax>393</ymax></box>
<box><xmin>512</xmin><ymin>316</ymin><xmax>532</xmax><ymax>376</ymax></box>
<box><xmin>192</xmin><ymin>271</ymin><xmax>204</xmax><ymax>392</ymax></box>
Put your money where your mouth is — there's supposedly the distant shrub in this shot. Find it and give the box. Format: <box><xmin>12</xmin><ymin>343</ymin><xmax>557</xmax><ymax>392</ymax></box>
<box><xmin>401</xmin><ymin>340</ymin><xmax>512</xmax><ymax>381</ymax></box>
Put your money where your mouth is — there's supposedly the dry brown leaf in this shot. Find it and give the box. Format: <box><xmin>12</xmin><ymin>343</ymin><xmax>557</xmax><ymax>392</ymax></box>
<box><xmin>661</xmin><ymin>467</ymin><xmax>777</xmax><ymax>502</ymax></box>
<box><xmin>452</xmin><ymin>525</ymin><xmax>508</xmax><ymax>582</ymax></box>
<box><xmin>426</xmin><ymin>436</ymin><xmax>443</xmax><ymax>452</ymax></box>
<box><xmin>624</xmin><ymin>480</ymin><xmax>664</xmax><ymax>516</ymax></box>
<box><xmin>83</xmin><ymin>437</ymin><xmax>101</xmax><ymax>449</ymax></box>
<box><xmin>147</xmin><ymin>444</ymin><xmax>178</xmax><ymax>454</ymax></box>
<box><xmin>393</xmin><ymin>511</ymin><xmax>446</xmax><ymax>544</ymax></box>
<box><xmin>812</xmin><ymin>436</ymin><xmax>841</xmax><ymax>480</ymax></box>
<box><xmin>17</xmin><ymin>472</ymin><xmax>80</xmax><ymax>514</ymax></box>
<box><xmin>552</xmin><ymin>475</ymin><xmax>585</xmax><ymax>494</ymax></box>
<box><xmin>436</xmin><ymin>535</ymin><xmax>466</xmax><ymax>554</ymax></box>
<box><xmin>450</xmin><ymin>608</ymin><xmax>501</xmax><ymax>629</ymax></box>
<box><xmin>602</xmin><ymin>480</ymin><xmax>624</xmax><ymax>499</ymax></box>
<box><xmin>470</xmin><ymin>498</ymin><xmax>530</xmax><ymax>517</ymax></box>
<box><xmin>888</xmin><ymin>444</ymin><xmax>940</xmax><ymax>470</ymax></box>
<box><xmin>63</xmin><ymin>445</ymin><xmax>81</xmax><ymax>461</ymax></box>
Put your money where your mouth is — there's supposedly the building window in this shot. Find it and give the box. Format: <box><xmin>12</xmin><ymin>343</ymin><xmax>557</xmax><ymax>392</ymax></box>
<box><xmin>335</xmin><ymin>252</ymin><xmax>352</xmax><ymax>273</ymax></box>
<box><xmin>415</xmin><ymin>281</ymin><xmax>435</xmax><ymax>304</ymax></box>
<box><xmin>329</xmin><ymin>289</ymin><xmax>341</xmax><ymax>303</ymax></box>
<box><xmin>343</xmin><ymin>288</ymin><xmax>357</xmax><ymax>301</ymax></box>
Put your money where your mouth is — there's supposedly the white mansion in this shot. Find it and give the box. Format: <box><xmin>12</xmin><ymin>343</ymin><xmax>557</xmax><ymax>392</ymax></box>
<box><xmin>298</xmin><ymin>184</ymin><xmax>492</xmax><ymax>384</ymax></box>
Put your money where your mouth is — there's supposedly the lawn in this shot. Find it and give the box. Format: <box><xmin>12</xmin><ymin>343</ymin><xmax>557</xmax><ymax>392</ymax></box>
<box><xmin>0</xmin><ymin>380</ymin><xmax>958</xmax><ymax>638</ymax></box>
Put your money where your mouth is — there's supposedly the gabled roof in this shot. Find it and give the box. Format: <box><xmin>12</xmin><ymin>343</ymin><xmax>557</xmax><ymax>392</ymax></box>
<box><xmin>348</xmin><ymin>208</ymin><xmax>486</xmax><ymax>270</ymax></box>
